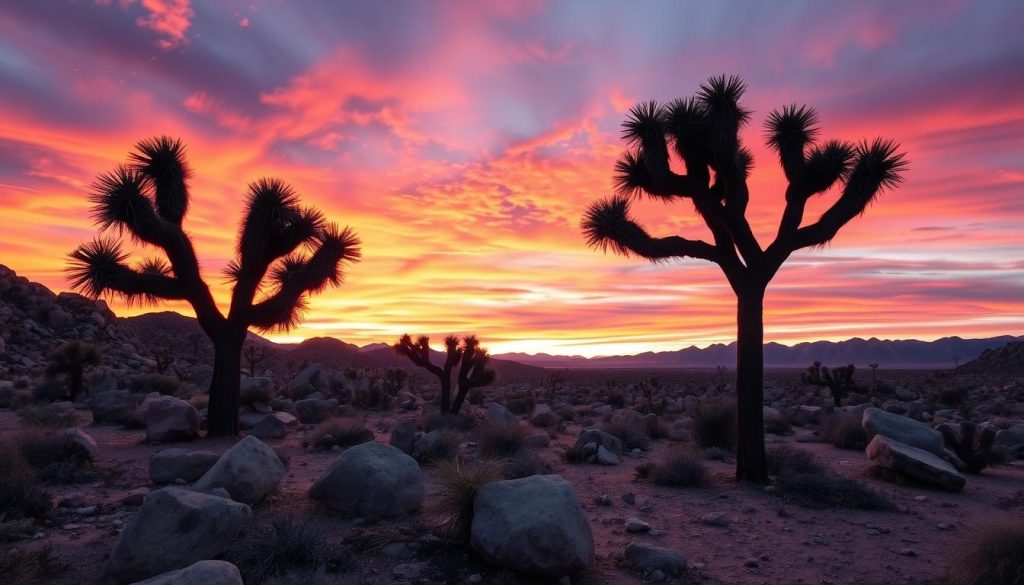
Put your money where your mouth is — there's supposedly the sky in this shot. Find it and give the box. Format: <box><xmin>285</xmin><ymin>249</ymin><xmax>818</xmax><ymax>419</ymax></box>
<box><xmin>0</xmin><ymin>0</ymin><xmax>1022</xmax><ymax>357</ymax></box>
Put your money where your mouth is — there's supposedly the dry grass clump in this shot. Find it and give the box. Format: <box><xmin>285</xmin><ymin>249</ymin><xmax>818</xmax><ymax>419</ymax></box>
<box><xmin>0</xmin><ymin>545</ymin><xmax>68</xmax><ymax>585</ymax></box>
<box><xmin>224</xmin><ymin>518</ymin><xmax>334</xmax><ymax>585</ymax></box>
<box><xmin>693</xmin><ymin>399</ymin><xmax>736</xmax><ymax>450</ymax></box>
<box><xmin>944</xmin><ymin>520</ymin><xmax>1024</xmax><ymax>585</ymax></box>
<box><xmin>430</xmin><ymin>458</ymin><xmax>504</xmax><ymax>542</ymax></box>
<box><xmin>767</xmin><ymin>446</ymin><xmax>893</xmax><ymax>510</ymax></box>
<box><xmin>17</xmin><ymin>405</ymin><xmax>78</xmax><ymax>429</ymax></box>
<box><xmin>636</xmin><ymin>447</ymin><xmax>707</xmax><ymax>487</ymax></box>
<box><xmin>475</xmin><ymin>422</ymin><xmax>527</xmax><ymax>458</ymax></box>
<box><xmin>819</xmin><ymin>412</ymin><xmax>868</xmax><ymax>450</ymax></box>
<box><xmin>304</xmin><ymin>417</ymin><xmax>373</xmax><ymax>451</ymax></box>
<box><xmin>0</xmin><ymin>439</ymin><xmax>51</xmax><ymax>520</ymax></box>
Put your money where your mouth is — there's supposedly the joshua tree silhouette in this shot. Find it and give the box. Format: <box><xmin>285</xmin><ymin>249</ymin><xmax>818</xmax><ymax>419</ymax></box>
<box><xmin>394</xmin><ymin>334</ymin><xmax>495</xmax><ymax>415</ymax></box>
<box><xmin>46</xmin><ymin>341</ymin><xmax>102</xmax><ymax>402</ymax></box>
<box><xmin>67</xmin><ymin>137</ymin><xmax>361</xmax><ymax>436</ymax></box>
<box><xmin>802</xmin><ymin>361</ymin><xmax>857</xmax><ymax>407</ymax></box>
<box><xmin>582</xmin><ymin>76</ymin><xmax>906</xmax><ymax>482</ymax></box>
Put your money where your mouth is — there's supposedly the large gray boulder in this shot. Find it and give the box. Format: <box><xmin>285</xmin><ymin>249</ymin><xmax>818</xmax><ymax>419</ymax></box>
<box><xmin>866</xmin><ymin>435</ymin><xmax>966</xmax><ymax>491</ymax></box>
<box><xmin>249</xmin><ymin>414</ymin><xmax>287</xmax><ymax>440</ymax></box>
<box><xmin>129</xmin><ymin>560</ymin><xmax>243</xmax><ymax>585</ymax></box>
<box><xmin>624</xmin><ymin>542</ymin><xmax>687</xmax><ymax>577</ymax></box>
<box><xmin>389</xmin><ymin>419</ymin><xmax>416</xmax><ymax>455</ymax></box>
<box><xmin>289</xmin><ymin>365</ymin><xmax>321</xmax><ymax>399</ymax></box>
<box><xmin>471</xmin><ymin>474</ymin><xmax>594</xmax><ymax>577</ymax></box>
<box><xmin>145</xmin><ymin>397</ymin><xmax>200</xmax><ymax>442</ymax></box>
<box><xmin>295</xmin><ymin>398</ymin><xmax>337</xmax><ymax>424</ymax></box>
<box><xmin>107</xmin><ymin>487</ymin><xmax>252</xmax><ymax>583</ymax></box>
<box><xmin>308</xmin><ymin>441</ymin><xmax>423</xmax><ymax>518</ymax></box>
<box><xmin>88</xmin><ymin>390</ymin><xmax>135</xmax><ymax>425</ymax></box>
<box><xmin>993</xmin><ymin>424</ymin><xmax>1024</xmax><ymax>460</ymax></box>
<box><xmin>862</xmin><ymin>407</ymin><xmax>964</xmax><ymax>469</ymax></box>
<box><xmin>193</xmin><ymin>436</ymin><xmax>285</xmax><ymax>505</ymax></box>
<box><xmin>239</xmin><ymin>377</ymin><xmax>274</xmax><ymax>404</ymax></box>
<box><xmin>149</xmin><ymin>449</ymin><xmax>220</xmax><ymax>484</ymax></box>
<box><xmin>574</xmin><ymin>428</ymin><xmax>624</xmax><ymax>455</ymax></box>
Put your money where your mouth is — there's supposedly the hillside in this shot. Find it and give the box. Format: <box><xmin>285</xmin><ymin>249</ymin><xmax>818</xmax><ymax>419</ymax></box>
<box><xmin>957</xmin><ymin>341</ymin><xmax>1024</xmax><ymax>376</ymax></box>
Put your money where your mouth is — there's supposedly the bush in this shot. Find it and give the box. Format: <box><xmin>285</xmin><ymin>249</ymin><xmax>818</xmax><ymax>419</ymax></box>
<box><xmin>693</xmin><ymin>400</ymin><xmax>735</xmax><ymax>450</ymax></box>
<box><xmin>820</xmin><ymin>412</ymin><xmax>869</xmax><ymax>450</ymax></box>
<box><xmin>636</xmin><ymin>447</ymin><xmax>706</xmax><ymax>487</ymax></box>
<box><xmin>768</xmin><ymin>446</ymin><xmax>893</xmax><ymax>510</ymax></box>
<box><xmin>0</xmin><ymin>386</ymin><xmax>31</xmax><ymax>410</ymax></box>
<box><xmin>17</xmin><ymin>405</ymin><xmax>78</xmax><ymax>429</ymax></box>
<box><xmin>562</xmin><ymin>443</ymin><xmax>589</xmax><ymax>464</ymax></box>
<box><xmin>944</xmin><ymin>520</ymin><xmax>1024</xmax><ymax>585</ymax></box>
<box><xmin>939</xmin><ymin>387</ymin><xmax>969</xmax><ymax>407</ymax></box>
<box><xmin>225</xmin><ymin>518</ymin><xmax>333</xmax><ymax>585</ymax></box>
<box><xmin>601</xmin><ymin>419</ymin><xmax>650</xmax><ymax>451</ymax></box>
<box><xmin>763</xmin><ymin>413</ymin><xmax>793</xmax><ymax>435</ymax></box>
<box><xmin>30</xmin><ymin>380</ymin><xmax>66</xmax><ymax>403</ymax></box>
<box><xmin>127</xmin><ymin>374</ymin><xmax>182</xmax><ymax>396</ymax></box>
<box><xmin>0</xmin><ymin>545</ymin><xmax>67</xmax><ymax>585</ymax></box>
<box><xmin>503</xmin><ymin>451</ymin><xmax>552</xmax><ymax>479</ymax></box>
<box><xmin>16</xmin><ymin>431</ymin><xmax>95</xmax><ymax>485</ymax></box>
<box><xmin>430</xmin><ymin>458</ymin><xmax>504</xmax><ymax>542</ymax></box>
<box><xmin>305</xmin><ymin>417</ymin><xmax>373</xmax><ymax>451</ymax></box>
<box><xmin>423</xmin><ymin>412</ymin><xmax>475</xmax><ymax>432</ymax></box>
<box><xmin>0</xmin><ymin>439</ymin><xmax>52</xmax><ymax>520</ymax></box>
<box><xmin>475</xmin><ymin>422</ymin><xmax>526</xmax><ymax>458</ymax></box>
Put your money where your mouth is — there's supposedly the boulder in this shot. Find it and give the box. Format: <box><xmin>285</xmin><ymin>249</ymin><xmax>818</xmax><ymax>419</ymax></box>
<box><xmin>866</xmin><ymin>435</ymin><xmax>966</xmax><ymax>491</ymax></box>
<box><xmin>390</xmin><ymin>419</ymin><xmax>416</xmax><ymax>455</ymax></box>
<box><xmin>129</xmin><ymin>560</ymin><xmax>243</xmax><ymax>585</ymax></box>
<box><xmin>63</xmin><ymin>427</ymin><xmax>98</xmax><ymax>461</ymax></box>
<box><xmin>624</xmin><ymin>542</ymin><xmax>687</xmax><ymax>577</ymax></box>
<box><xmin>471</xmin><ymin>474</ymin><xmax>594</xmax><ymax>577</ymax></box>
<box><xmin>193</xmin><ymin>436</ymin><xmax>285</xmax><ymax>505</ymax></box>
<box><xmin>145</xmin><ymin>397</ymin><xmax>200</xmax><ymax>442</ymax></box>
<box><xmin>596</xmin><ymin>445</ymin><xmax>620</xmax><ymax>465</ymax></box>
<box><xmin>238</xmin><ymin>411</ymin><xmax>268</xmax><ymax>430</ymax></box>
<box><xmin>249</xmin><ymin>414</ymin><xmax>287</xmax><ymax>440</ymax></box>
<box><xmin>107</xmin><ymin>487</ymin><xmax>252</xmax><ymax>583</ymax></box>
<box><xmin>993</xmin><ymin>424</ymin><xmax>1024</xmax><ymax>460</ymax></box>
<box><xmin>88</xmin><ymin>390</ymin><xmax>135</xmax><ymax>425</ymax></box>
<box><xmin>523</xmin><ymin>433</ymin><xmax>551</xmax><ymax>449</ymax></box>
<box><xmin>308</xmin><ymin>441</ymin><xmax>423</xmax><ymax>518</ymax></box>
<box><xmin>574</xmin><ymin>428</ymin><xmax>624</xmax><ymax>455</ymax></box>
<box><xmin>862</xmin><ymin>407</ymin><xmax>964</xmax><ymax>469</ymax></box>
<box><xmin>239</xmin><ymin>377</ymin><xmax>274</xmax><ymax>404</ymax></box>
<box><xmin>289</xmin><ymin>365</ymin><xmax>321</xmax><ymax>399</ymax></box>
<box><xmin>295</xmin><ymin>398</ymin><xmax>337</xmax><ymax>424</ymax></box>
<box><xmin>149</xmin><ymin>449</ymin><xmax>220</xmax><ymax>484</ymax></box>
<box><xmin>530</xmin><ymin>404</ymin><xmax>559</xmax><ymax>428</ymax></box>
<box><xmin>486</xmin><ymin>403</ymin><xmax>517</xmax><ymax>424</ymax></box>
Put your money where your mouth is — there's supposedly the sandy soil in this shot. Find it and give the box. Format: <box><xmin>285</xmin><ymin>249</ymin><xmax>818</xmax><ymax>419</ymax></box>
<box><xmin>2</xmin><ymin>409</ymin><xmax>1022</xmax><ymax>585</ymax></box>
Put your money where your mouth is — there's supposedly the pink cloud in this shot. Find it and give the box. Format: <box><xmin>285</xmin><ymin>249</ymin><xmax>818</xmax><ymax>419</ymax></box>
<box><xmin>135</xmin><ymin>0</ymin><xmax>193</xmax><ymax>48</ymax></box>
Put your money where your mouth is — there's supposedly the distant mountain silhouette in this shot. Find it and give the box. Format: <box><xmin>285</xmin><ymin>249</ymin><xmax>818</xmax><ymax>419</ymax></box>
<box><xmin>494</xmin><ymin>336</ymin><xmax>1024</xmax><ymax>369</ymax></box>
<box><xmin>956</xmin><ymin>341</ymin><xmax>1024</xmax><ymax>376</ymax></box>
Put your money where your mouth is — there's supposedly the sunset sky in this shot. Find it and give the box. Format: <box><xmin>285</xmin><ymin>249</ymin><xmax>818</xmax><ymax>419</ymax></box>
<box><xmin>1</xmin><ymin>1</ymin><xmax>1021</xmax><ymax>356</ymax></box>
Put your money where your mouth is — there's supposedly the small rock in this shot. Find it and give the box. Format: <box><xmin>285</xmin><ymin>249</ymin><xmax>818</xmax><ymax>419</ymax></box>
<box><xmin>626</xmin><ymin>518</ymin><xmax>650</xmax><ymax>533</ymax></box>
<box><xmin>700</xmin><ymin>512</ymin><xmax>729</xmax><ymax>527</ymax></box>
<box><xmin>744</xmin><ymin>558</ymin><xmax>759</xmax><ymax>568</ymax></box>
<box><xmin>621</xmin><ymin>492</ymin><xmax>635</xmax><ymax>505</ymax></box>
<box><xmin>898</xmin><ymin>548</ymin><xmax>918</xmax><ymax>557</ymax></box>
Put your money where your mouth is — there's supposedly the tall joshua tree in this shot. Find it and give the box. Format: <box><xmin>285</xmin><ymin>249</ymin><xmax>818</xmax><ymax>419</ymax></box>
<box><xmin>394</xmin><ymin>334</ymin><xmax>496</xmax><ymax>415</ymax></box>
<box><xmin>582</xmin><ymin>76</ymin><xmax>906</xmax><ymax>482</ymax></box>
<box><xmin>67</xmin><ymin>137</ymin><xmax>361</xmax><ymax>436</ymax></box>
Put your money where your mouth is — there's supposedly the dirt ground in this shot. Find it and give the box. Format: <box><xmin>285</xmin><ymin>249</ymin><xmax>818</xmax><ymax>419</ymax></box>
<box><xmin>2</xmin><ymin>408</ymin><xmax>1022</xmax><ymax>585</ymax></box>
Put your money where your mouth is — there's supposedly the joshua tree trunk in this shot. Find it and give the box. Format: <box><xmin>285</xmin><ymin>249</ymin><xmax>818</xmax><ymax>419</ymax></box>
<box><xmin>735</xmin><ymin>285</ymin><xmax>767</xmax><ymax>483</ymax></box>
<box><xmin>440</xmin><ymin>378</ymin><xmax>453</xmax><ymax>415</ymax></box>
<box><xmin>206</xmin><ymin>329</ymin><xmax>245</xmax><ymax>436</ymax></box>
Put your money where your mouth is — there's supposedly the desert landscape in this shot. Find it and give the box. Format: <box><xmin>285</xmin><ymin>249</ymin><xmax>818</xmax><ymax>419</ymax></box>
<box><xmin>1</xmin><ymin>2</ymin><xmax>1022</xmax><ymax>585</ymax></box>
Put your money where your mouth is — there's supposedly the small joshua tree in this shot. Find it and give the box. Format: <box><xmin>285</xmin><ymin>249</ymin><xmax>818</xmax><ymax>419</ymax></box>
<box><xmin>243</xmin><ymin>343</ymin><xmax>264</xmax><ymax>378</ymax></box>
<box><xmin>394</xmin><ymin>334</ymin><xmax>496</xmax><ymax>415</ymax></box>
<box><xmin>67</xmin><ymin>137</ymin><xmax>361</xmax><ymax>435</ymax></box>
<box><xmin>582</xmin><ymin>76</ymin><xmax>906</xmax><ymax>481</ymax></box>
<box><xmin>46</xmin><ymin>341</ymin><xmax>102</xmax><ymax>402</ymax></box>
<box><xmin>802</xmin><ymin>362</ymin><xmax>857</xmax><ymax>407</ymax></box>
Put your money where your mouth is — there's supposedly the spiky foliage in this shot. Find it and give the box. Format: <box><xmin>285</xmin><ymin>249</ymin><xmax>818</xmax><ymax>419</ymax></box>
<box><xmin>44</xmin><ymin>341</ymin><xmax>101</xmax><ymax>402</ymax></box>
<box><xmin>67</xmin><ymin>137</ymin><xmax>361</xmax><ymax>436</ymax></box>
<box><xmin>430</xmin><ymin>458</ymin><xmax>504</xmax><ymax>542</ymax></box>
<box><xmin>394</xmin><ymin>334</ymin><xmax>496</xmax><ymax>415</ymax></box>
<box><xmin>802</xmin><ymin>362</ymin><xmax>857</xmax><ymax>407</ymax></box>
<box><xmin>581</xmin><ymin>76</ymin><xmax>906</xmax><ymax>483</ymax></box>
<box><xmin>938</xmin><ymin>421</ymin><xmax>997</xmax><ymax>474</ymax></box>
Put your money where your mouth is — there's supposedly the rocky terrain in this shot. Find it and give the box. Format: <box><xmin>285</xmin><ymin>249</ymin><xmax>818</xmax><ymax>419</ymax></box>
<box><xmin>1</xmin><ymin>264</ymin><xmax>1023</xmax><ymax>585</ymax></box>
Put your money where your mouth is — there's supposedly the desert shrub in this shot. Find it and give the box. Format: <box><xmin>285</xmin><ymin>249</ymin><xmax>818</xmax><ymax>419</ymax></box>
<box><xmin>30</xmin><ymin>380</ymin><xmax>65</xmax><ymax>403</ymax></box>
<box><xmin>17</xmin><ymin>405</ymin><xmax>78</xmax><ymax>429</ymax></box>
<box><xmin>820</xmin><ymin>412</ymin><xmax>869</xmax><ymax>450</ymax></box>
<box><xmin>768</xmin><ymin>446</ymin><xmax>893</xmax><ymax>510</ymax></box>
<box><xmin>417</xmin><ymin>429</ymin><xmax>462</xmax><ymax>463</ymax></box>
<box><xmin>0</xmin><ymin>386</ymin><xmax>31</xmax><ymax>410</ymax></box>
<box><xmin>636</xmin><ymin>447</ymin><xmax>706</xmax><ymax>487</ymax></box>
<box><xmin>944</xmin><ymin>520</ymin><xmax>1024</xmax><ymax>585</ymax></box>
<box><xmin>225</xmin><ymin>518</ymin><xmax>332</xmax><ymax>585</ymax></box>
<box><xmin>475</xmin><ymin>422</ymin><xmax>526</xmax><ymax>458</ymax></box>
<box><xmin>304</xmin><ymin>417</ymin><xmax>373</xmax><ymax>451</ymax></box>
<box><xmin>693</xmin><ymin>400</ymin><xmax>736</xmax><ymax>450</ymax></box>
<box><xmin>763</xmin><ymin>413</ymin><xmax>793</xmax><ymax>435</ymax></box>
<box><xmin>505</xmin><ymin>396</ymin><xmax>534</xmax><ymax>416</ymax></box>
<box><xmin>503</xmin><ymin>451</ymin><xmax>552</xmax><ymax>479</ymax></box>
<box><xmin>423</xmin><ymin>412</ymin><xmax>475</xmax><ymax>432</ymax></box>
<box><xmin>606</xmin><ymin>392</ymin><xmax>626</xmax><ymax>409</ymax></box>
<box><xmin>939</xmin><ymin>387</ymin><xmax>969</xmax><ymax>407</ymax></box>
<box><xmin>127</xmin><ymin>374</ymin><xmax>182</xmax><ymax>396</ymax></box>
<box><xmin>430</xmin><ymin>458</ymin><xmax>504</xmax><ymax>542</ymax></box>
<box><xmin>562</xmin><ymin>443</ymin><xmax>589</xmax><ymax>464</ymax></box>
<box><xmin>16</xmin><ymin>431</ymin><xmax>94</xmax><ymax>484</ymax></box>
<box><xmin>0</xmin><ymin>440</ymin><xmax>51</xmax><ymax>520</ymax></box>
<box><xmin>601</xmin><ymin>419</ymin><xmax>650</xmax><ymax>451</ymax></box>
<box><xmin>0</xmin><ymin>545</ymin><xmax>67</xmax><ymax>585</ymax></box>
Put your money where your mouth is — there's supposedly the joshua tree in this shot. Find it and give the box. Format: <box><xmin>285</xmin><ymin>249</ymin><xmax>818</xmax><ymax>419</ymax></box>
<box><xmin>802</xmin><ymin>361</ymin><xmax>857</xmax><ymax>407</ymax></box>
<box><xmin>67</xmin><ymin>137</ymin><xmax>361</xmax><ymax>436</ymax></box>
<box><xmin>243</xmin><ymin>343</ymin><xmax>265</xmax><ymax>378</ymax></box>
<box><xmin>394</xmin><ymin>334</ymin><xmax>495</xmax><ymax>415</ymax></box>
<box><xmin>46</xmin><ymin>341</ymin><xmax>102</xmax><ymax>402</ymax></box>
<box><xmin>582</xmin><ymin>76</ymin><xmax>906</xmax><ymax>482</ymax></box>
